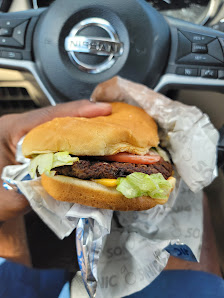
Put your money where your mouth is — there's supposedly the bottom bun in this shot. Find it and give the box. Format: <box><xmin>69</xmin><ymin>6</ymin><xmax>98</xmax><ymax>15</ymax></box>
<box><xmin>41</xmin><ymin>174</ymin><xmax>176</xmax><ymax>211</ymax></box>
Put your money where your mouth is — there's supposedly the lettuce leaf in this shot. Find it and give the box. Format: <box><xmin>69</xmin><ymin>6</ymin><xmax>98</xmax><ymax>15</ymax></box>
<box><xmin>154</xmin><ymin>147</ymin><xmax>170</xmax><ymax>162</ymax></box>
<box><xmin>29</xmin><ymin>152</ymin><xmax>79</xmax><ymax>179</ymax></box>
<box><xmin>116</xmin><ymin>172</ymin><xmax>172</xmax><ymax>199</ymax></box>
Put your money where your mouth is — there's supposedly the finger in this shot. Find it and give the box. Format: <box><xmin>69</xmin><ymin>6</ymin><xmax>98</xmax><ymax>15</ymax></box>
<box><xmin>74</xmin><ymin>101</ymin><xmax>112</xmax><ymax>118</ymax></box>
<box><xmin>15</xmin><ymin>100</ymin><xmax>112</xmax><ymax>144</ymax></box>
<box><xmin>22</xmin><ymin>100</ymin><xmax>112</xmax><ymax>127</ymax></box>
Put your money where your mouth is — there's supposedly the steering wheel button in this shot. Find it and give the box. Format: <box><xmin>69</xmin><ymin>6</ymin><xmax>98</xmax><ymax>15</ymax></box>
<box><xmin>180</xmin><ymin>30</ymin><xmax>215</xmax><ymax>44</ymax></box>
<box><xmin>0</xmin><ymin>19</ymin><xmax>28</xmax><ymax>29</ymax></box>
<box><xmin>176</xmin><ymin>67</ymin><xmax>198</xmax><ymax>76</ymax></box>
<box><xmin>12</xmin><ymin>21</ymin><xmax>29</xmax><ymax>46</ymax></box>
<box><xmin>192</xmin><ymin>43</ymin><xmax>207</xmax><ymax>54</ymax></box>
<box><xmin>177</xmin><ymin>53</ymin><xmax>222</xmax><ymax>66</ymax></box>
<box><xmin>0</xmin><ymin>28</ymin><xmax>13</xmax><ymax>37</ymax></box>
<box><xmin>177</xmin><ymin>31</ymin><xmax>191</xmax><ymax>59</ymax></box>
<box><xmin>218</xmin><ymin>70</ymin><xmax>224</xmax><ymax>79</ymax></box>
<box><xmin>0</xmin><ymin>37</ymin><xmax>22</xmax><ymax>48</ymax></box>
<box><xmin>201</xmin><ymin>69</ymin><xmax>218</xmax><ymax>79</ymax></box>
<box><xmin>1</xmin><ymin>50</ymin><xmax>22</xmax><ymax>60</ymax></box>
<box><xmin>207</xmin><ymin>39</ymin><xmax>224</xmax><ymax>62</ymax></box>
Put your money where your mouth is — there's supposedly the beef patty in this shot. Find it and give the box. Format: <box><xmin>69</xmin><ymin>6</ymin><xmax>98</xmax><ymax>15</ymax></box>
<box><xmin>54</xmin><ymin>157</ymin><xmax>173</xmax><ymax>180</ymax></box>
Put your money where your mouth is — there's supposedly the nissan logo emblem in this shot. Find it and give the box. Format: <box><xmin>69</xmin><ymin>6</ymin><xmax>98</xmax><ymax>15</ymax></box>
<box><xmin>64</xmin><ymin>18</ymin><xmax>124</xmax><ymax>74</ymax></box>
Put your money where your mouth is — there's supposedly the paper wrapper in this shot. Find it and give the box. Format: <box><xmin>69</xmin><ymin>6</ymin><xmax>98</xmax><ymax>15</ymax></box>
<box><xmin>2</xmin><ymin>76</ymin><xmax>219</xmax><ymax>297</ymax></box>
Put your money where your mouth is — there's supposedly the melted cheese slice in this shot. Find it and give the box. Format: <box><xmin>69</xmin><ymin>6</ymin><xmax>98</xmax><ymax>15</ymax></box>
<box><xmin>92</xmin><ymin>179</ymin><xmax>117</xmax><ymax>187</ymax></box>
<box><xmin>92</xmin><ymin>176</ymin><xmax>175</xmax><ymax>188</ymax></box>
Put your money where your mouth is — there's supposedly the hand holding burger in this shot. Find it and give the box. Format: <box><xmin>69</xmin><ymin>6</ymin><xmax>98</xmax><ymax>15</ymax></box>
<box><xmin>22</xmin><ymin>102</ymin><xmax>175</xmax><ymax>211</ymax></box>
<box><xmin>0</xmin><ymin>100</ymin><xmax>112</xmax><ymax>221</ymax></box>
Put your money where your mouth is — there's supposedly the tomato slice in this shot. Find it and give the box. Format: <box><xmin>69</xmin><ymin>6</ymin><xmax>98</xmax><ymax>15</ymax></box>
<box><xmin>97</xmin><ymin>153</ymin><xmax>161</xmax><ymax>164</ymax></box>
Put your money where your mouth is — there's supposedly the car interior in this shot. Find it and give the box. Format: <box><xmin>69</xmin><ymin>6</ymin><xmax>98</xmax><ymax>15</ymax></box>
<box><xmin>1</xmin><ymin>0</ymin><xmax>224</xmax><ymax>287</ymax></box>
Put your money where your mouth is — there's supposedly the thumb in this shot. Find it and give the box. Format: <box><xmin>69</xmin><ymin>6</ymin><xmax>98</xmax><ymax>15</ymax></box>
<box><xmin>15</xmin><ymin>100</ymin><xmax>112</xmax><ymax>143</ymax></box>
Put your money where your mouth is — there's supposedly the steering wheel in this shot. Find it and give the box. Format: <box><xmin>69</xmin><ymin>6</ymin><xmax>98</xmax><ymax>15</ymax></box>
<box><xmin>1</xmin><ymin>0</ymin><xmax>224</xmax><ymax>105</ymax></box>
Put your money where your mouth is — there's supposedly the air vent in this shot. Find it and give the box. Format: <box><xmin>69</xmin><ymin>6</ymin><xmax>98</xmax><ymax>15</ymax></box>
<box><xmin>0</xmin><ymin>87</ymin><xmax>39</xmax><ymax>116</ymax></box>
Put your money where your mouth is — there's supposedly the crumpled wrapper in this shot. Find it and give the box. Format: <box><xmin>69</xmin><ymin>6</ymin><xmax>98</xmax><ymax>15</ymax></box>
<box><xmin>2</xmin><ymin>76</ymin><xmax>219</xmax><ymax>298</ymax></box>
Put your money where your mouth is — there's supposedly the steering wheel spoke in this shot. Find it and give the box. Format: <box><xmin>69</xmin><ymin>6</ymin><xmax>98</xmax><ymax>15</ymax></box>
<box><xmin>0</xmin><ymin>9</ymin><xmax>45</xmax><ymax>65</ymax></box>
<box><xmin>155</xmin><ymin>17</ymin><xmax>224</xmax><ymax>92</ymax></box>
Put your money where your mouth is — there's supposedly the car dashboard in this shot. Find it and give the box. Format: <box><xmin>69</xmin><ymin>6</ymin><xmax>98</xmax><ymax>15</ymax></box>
<box><xmin>30</xmin><ymin>0</ymin><xmax>221</xmax><ymax>25</ymax></box>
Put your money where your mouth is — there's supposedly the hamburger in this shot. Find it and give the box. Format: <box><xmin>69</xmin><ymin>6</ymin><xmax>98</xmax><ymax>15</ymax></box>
<box><xmin>22</xmin><ymin>102</ymin><xmax>175</xmax><ymax>211</ymax></box>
